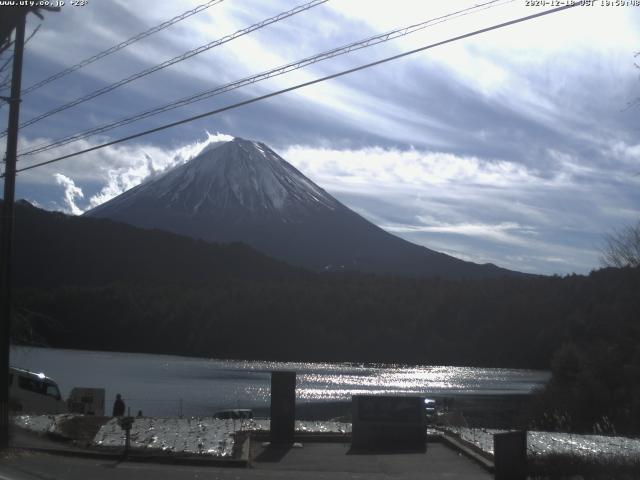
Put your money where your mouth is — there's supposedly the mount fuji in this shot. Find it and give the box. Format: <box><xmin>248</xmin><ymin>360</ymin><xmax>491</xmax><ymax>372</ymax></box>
<box><xmin>85</xmin><ymin>137</ymin><xmax>518</xmax><ymax>279</ymax></box>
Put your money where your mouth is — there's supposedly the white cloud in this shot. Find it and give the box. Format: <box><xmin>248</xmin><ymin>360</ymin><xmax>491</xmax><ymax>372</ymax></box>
<box><xmin>384</xmin><ymin>221</ymin><xmax>537</xmax><ymax>248</ymax></box>
<box><xmin>16</xmin><ymin>133</ymin><xmax>639</xmax><ymax>275</ymax></box>
<box><xmin>20</xmin><ymin>132</ymin><xmax>234</xmax><ymax>210</ymax></box>
<box><xmin>282</xmin><ymin>144</ymin><xmax>640</xmax><ymax>274</ymax></box>
<box><xmin>54</xmin><ymin>173</ymin><xmax>84</xmax><ymax>215</ymax></box>
<box><xmin>10</xmin><ymin>0</ymin><xmax>640</xmax><ymax>276</ymax></box>
<box><xmin>87</xmin><ymin>131</ymin><xmax>233</xmax><ymax>208</ymax></box>
<box><xmin>283</xmin><ymin>145</ymin><xmax>546</xmax><ymax>192</ymax></box>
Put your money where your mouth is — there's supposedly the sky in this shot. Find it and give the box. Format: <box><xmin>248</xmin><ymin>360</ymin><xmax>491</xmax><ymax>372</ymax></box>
<box><xmin>1</xmin><ymin>0</ymin><xmax>639</xmax><ymax>275</ymax></box>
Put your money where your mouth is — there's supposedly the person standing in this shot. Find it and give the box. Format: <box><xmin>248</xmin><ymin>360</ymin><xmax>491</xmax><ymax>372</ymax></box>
<box><xmin>112</xmin><ymin>393</ymin><xmax>125</xmax><ymax>417</ymax></box>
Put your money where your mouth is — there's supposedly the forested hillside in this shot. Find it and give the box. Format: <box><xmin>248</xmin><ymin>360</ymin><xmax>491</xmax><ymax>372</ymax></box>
<box><xmin>13</xmin><ymin>267</ymin><xmax>639</xmax><ymax>369</ymax></box>
<box><xmin>6</xmin><ymin>201</ymin><xmax>640</xmax><ymax>432</ymax></box>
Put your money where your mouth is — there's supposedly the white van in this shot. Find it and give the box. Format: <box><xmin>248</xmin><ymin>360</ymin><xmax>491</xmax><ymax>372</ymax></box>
<box><xmin>9</xmin><ymin>367</ymin><xmax>67</xmax><ymax>414</ymax></box>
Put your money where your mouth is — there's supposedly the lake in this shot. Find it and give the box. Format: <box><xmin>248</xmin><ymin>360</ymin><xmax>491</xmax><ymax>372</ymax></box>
<box><xmin>10</xmin><ymin>346</ymin><xmax>549</xmax><ymax>418</ymax></box>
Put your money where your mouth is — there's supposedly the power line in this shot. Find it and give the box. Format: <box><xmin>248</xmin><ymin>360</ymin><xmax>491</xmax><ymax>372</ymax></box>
<box><xmin>19</xmin><ymin>0</ymin><xmax>511</xmax><ymax>158</ymax></box>
<box><xmin>1</xmin><ymin>0</ymin><xmax>328</xmax><ymax>138</ymax></box>
<box><xmin>0</xmin><ymin>24</ymin><xmax>40</xmax><ymax>91</ymax></box>
<box><xmin>0</xmin><ymin>52</ymin><xmax>13</xmax><ymax>91</ymax></box>
<box><xmin>0</xmin><ymin>39</ymin><xmax>13</xmax><ymax>58</ymax></box>
<box><xmin>12</xmin><ymin>3</ymin><xmax>579</xmax><ymax>176</ymax></box>
<box><xmin>0</xmin><ymin>51</ymin><xmax>15</xmax><ymax>77</ymax></box>
<box><xmin>19</xmin><ymin>0</ymin><xmax>507</xmax><ymax>156</ymax></box>
<box><xmin>20</xmin><ymin>0</ymin><xmax>225</xmax><ymax>96</ymax></box>
<box><xmin>0</xmin><ymin>46</ymin><xmax>15</xmax><ymax>90</ymax></box>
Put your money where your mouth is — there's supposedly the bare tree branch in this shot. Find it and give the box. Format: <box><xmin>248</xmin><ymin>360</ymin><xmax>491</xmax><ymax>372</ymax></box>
<box><xmin>601</xmin><ymin>219</ymin><xmax>640</xmax><ymax>268</ymax></box>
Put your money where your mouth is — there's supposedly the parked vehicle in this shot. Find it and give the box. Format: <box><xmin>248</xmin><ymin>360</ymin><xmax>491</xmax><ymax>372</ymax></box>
<box><xmin>9</xmin><ymin>366</ymin><xmax>66</xmax><ymax>414</ymax></box>
<box><xmin>424</xmin><ymin>398</ymin><xmax>437</xmax><ymax>420</ymax></box>
<box><xmin>213</xmin><ymin>409</ymin><xmax>254</xmax><ymax>420</ymax></box>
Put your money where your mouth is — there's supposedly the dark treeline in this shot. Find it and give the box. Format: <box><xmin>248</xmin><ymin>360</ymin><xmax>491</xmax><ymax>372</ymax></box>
<box><xmin>13</xmin><ymin>268</ymin><xmax>639</xmax><ymax>369</ymax></box>
<box><xmin>6</xmin><ymin>201</ymin><xmax>640</xmax><ymax>433</ymax></box>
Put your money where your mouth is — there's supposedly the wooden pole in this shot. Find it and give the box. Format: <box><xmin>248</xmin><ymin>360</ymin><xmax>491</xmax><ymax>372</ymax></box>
<box><xmin>0</xmin><ymin>11</ymin><xmax>26</xmax><ymax>448</ymax></box>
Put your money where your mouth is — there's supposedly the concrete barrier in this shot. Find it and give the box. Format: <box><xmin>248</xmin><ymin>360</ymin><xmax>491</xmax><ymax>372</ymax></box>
<box><xmin>351</xmin><ymin>395</ymin><xmax>425</xmax><ymax>450</ymax></box>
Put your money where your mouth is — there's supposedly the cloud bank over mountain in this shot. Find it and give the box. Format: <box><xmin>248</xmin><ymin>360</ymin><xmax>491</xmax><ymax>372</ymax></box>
<box><xmin>4</xmin><ymin>0</ymin><xmax>639</xmax><ymax>274</ymax></box>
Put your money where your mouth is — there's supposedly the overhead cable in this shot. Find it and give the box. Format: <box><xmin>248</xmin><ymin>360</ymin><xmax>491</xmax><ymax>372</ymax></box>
<box><xmin>12</xmin><ymin>3</ymin><xmax>580</xmax><ymax>176</ymax></box>
<box><xmin>20</xmin><ymin>0</ymin><xmax>225</xmax><ymax>96</ymax></box>
<box><xmin>19</xmin><ymin>0</ymin><xmax>510</xmax><ymax>157</ymax></box>
<box><xmin>1</xmin><ymin>0</ymin><xmax>328</xmax><ymax>138</ymax></box>
<box><xmin>0</xmin><ymin>24</ymin><xmax>41</xmax><ymax>92</ymax></box>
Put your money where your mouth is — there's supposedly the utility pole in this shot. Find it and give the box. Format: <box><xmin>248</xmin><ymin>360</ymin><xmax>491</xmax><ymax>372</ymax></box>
<box><xmin>0</xmin><ymin>10</ymin><xmax>26</xmax><ymax>448</ymax></box>
<box><xmin>0</xmin><ymin>4</ymin><xmax>59</xmax><ymax>449</ymax></box>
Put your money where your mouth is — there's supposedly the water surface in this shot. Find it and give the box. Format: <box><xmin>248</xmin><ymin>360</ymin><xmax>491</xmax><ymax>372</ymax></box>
<box><xmin>11</xmin><ymin>346</ymin><xmax>549</xmax><ymax>417</ymax></box>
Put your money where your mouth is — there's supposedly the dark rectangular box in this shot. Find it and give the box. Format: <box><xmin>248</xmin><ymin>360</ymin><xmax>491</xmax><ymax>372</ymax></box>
<box><xmin>494</xmin><ymin>430</ymin><xmax>527</xmax><ymax>480</ymax></box>
<box><xmin>351</xmin><ymin>395</ymin><xmax>425</xmax><ymax>450</ymax></box>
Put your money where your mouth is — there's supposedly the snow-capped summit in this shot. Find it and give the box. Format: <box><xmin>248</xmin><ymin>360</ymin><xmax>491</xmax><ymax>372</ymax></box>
<box><xmin>91</xmin><ymin>137</ymin><xmax>339</xmax><ymax>220</ymax></box>
<box><xmin>86</xmin><ymin>136</ymin><xmax>518</xmax><ymax>278</ymax></box>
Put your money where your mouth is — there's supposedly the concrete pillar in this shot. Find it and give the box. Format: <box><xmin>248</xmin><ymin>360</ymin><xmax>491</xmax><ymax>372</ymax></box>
<box><xmin>270</xmin><ymin>371</ymin><xmax>296</xmax><ymax>445</ymax></box>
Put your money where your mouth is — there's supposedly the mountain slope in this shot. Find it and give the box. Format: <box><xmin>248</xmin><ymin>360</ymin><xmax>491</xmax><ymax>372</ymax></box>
<box><xmin>4</xmin><ymin>200</ymin><xmax>302</xmax><ymax>289</ymax></box>
<box><xmin>86</xmin><ymin>137</ymin><xmax>519</xmax><ymax>279</ymax></box>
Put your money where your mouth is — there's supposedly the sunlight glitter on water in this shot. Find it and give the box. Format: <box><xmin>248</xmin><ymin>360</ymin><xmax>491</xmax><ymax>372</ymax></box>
<box><xmin>10</xmin><ymin>347</ymin><xmax>549</xmax><ymax>416</ymax></box>
<box><xmin>295</xmin><ymin>365</ymin><xmax>547</xmax><ymax>399</ymax></box>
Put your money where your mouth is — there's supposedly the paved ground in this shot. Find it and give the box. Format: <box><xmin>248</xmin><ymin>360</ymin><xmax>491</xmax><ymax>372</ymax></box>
<box><xmin>251</xmin><ymin>442</ymin><xmax>492</xmax><ymax>478</ymax></box>
<box><xmin>0</xmin><ymin>441</ymin><xmax>492</xmax><ymax>480</ymax></box>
